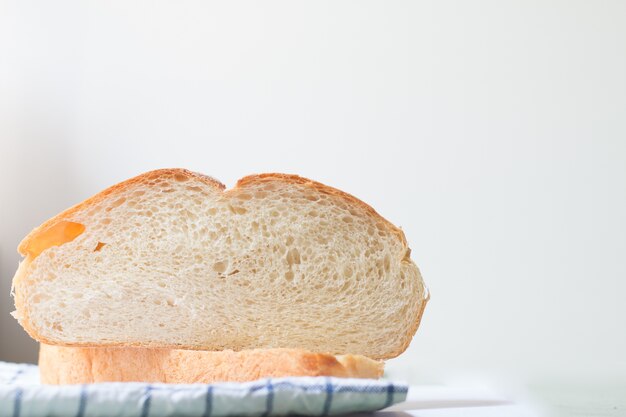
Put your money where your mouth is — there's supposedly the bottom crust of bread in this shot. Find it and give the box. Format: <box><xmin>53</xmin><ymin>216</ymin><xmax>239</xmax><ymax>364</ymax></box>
<box><xmin>39</xmin><ymin>344</ymin><xmax>384</xmax><ymax>384</ymax></box>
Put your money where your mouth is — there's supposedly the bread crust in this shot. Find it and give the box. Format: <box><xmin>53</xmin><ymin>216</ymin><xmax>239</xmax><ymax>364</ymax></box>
<box><xmin>13</xmin><ymin>169</ymin><xmax>428</xmax><ymax>359</ymax></box>
<box><xmin>39</xmin><ymin>344</ymin><xmax>384</xmax><ymax>384</ymax></box>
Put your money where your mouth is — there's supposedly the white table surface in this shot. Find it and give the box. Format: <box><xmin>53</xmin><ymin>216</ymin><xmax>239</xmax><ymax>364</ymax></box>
<box><xmin>346</xmin><ymin>385</ymin><xmax>542</xmax><ymax>417</ymax></box>
<box><xmin>365</xmin><ymin>381</ymin><xmax>626</xmax><ymax>417</ymax></box>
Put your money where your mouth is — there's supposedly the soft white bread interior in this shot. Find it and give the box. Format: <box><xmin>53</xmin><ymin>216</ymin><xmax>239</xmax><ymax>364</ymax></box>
<box><xmin>13</xmin><ymin>169</ymin><xmax>428</xmax><ymax>359</ymax></box>
<box><xmin>39</xmin><ymin>344</ymin><xmax>384</xmax><ymax>384</ymax></box>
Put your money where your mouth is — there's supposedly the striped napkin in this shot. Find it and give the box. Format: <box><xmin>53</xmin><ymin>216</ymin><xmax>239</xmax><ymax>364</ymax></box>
<box><xmin>0</xmin><ymin>361</ymin><xmax>407</xmax><ymax>417</ymax></box>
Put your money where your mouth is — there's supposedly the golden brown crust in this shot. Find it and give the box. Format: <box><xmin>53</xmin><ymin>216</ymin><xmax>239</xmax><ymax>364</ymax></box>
<box><xmin>39</xmin><ymin>344</ymin><xmax>384</xmax><ymax>384</ymax></box>
<box><xmin>15</xmin><ymin>169</ymin><xmax>424</xmax><ymax>359</ymax></box>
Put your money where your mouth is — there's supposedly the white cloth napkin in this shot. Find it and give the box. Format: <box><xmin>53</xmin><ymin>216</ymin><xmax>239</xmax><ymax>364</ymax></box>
<box><xmin>0</xmin><ymin>361</ymin><xmax>407</xmax><ymax>417</ymax></box>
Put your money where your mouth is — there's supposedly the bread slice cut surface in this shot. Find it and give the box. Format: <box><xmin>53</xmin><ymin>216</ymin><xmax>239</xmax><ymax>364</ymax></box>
<box><xmin>13</xmin><ymin>169</ymin><xmax>428</xmax><ymax>359</ymax></box>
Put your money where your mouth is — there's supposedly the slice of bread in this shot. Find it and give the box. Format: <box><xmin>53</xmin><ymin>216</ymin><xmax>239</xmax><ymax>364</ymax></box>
<box><xmin>39</xmin><ymin>344</ymin><xmax>384</xmax><ymax>384</ymax></box>
<box><xmin>13</xmin><ymin>169</ymin><xmax>428</xmax><ymax>359</ymax></box>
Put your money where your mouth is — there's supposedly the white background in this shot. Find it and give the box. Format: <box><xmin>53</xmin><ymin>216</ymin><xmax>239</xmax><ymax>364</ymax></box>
<box><xmin>1</xmin><ymin>0</ymin><xmax>625</xmax><ymax>393</ymax></box>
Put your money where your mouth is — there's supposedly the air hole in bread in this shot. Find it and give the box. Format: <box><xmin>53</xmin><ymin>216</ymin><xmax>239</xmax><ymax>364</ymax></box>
<box><xmin>317</xmin><ymin>236</ymin><xmax>328</xmax><ymax>244</ymax></box>
<box><xmin>213</xmin><ymin>261</ymin><xmax>227</xmax><ymax>273</ymax></box>
<box><xmin>286</xmin><ymin>248</ymin><xmax>301</xmax><ymax>266</ymax></box>
<box><xmin>31</xmin><ymin>294</ymin><xmax>49</xmax><ymax>304</ymax></box>
<box><xmin>107</xmin><ymin>198</ymin><xmax>126</xmax><ymax>211</ymax></box>
<box><xmin>385</xmin><ymin>258</ymin><xmax>393</xmax><ymax>274</ymax></box>
<box><xmin>228</xmin><ymin>205</ymin><xmax>247</xmax><ymax>215</ymax></box>
<box><xmin>93</xmin><ymin>242</ymin><xmax>106</xmax><ymax>252</ymax></box>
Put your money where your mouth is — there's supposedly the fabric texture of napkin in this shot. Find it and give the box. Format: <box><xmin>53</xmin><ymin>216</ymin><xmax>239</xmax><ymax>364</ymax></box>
<box><xmin>0</xmin><ymin>361</ymin><xmax>406</xmax><ymax>417</ymax></box>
